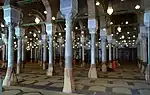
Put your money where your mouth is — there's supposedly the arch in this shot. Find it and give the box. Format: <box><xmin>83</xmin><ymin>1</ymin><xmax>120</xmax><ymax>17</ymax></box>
<box><xmin>41</xmin><ymin>0</ymin><xmax>52</xmax><ymax>23</ymax></box>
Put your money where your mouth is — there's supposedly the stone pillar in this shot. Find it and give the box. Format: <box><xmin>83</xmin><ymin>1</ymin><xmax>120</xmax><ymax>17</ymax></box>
<box><xmin>107</xmin><ymin>35</ymin><xmax>112</xmax><ymax>68</ymax></box>
<box><xmin>100</xmin><ymin>29</ymin><xmax>107</xmax><ymax>72</ymax></box>
<box><xmin>80</xmin><ymin>34</ymin><xmax>85</xmax><ymax>67</ymax></box>
<box><xmin>62</xmin><ymin>17</ymin><xmax>75</xmax><ymax>93</ymax></box>
<box><xmin>17</xmin><ymin>36</ymin><xmax>22</xmax><ymax>74</ymax></box>
<box><xmin>35</xmin><ymin>47</ymin><xmax>37</xmax><ymax>62</ymax></box>
<box><xmin>1</xmin><ymin>45</ymin><xmax>6</xmax><ymax>68</ymax></box>
<box><xmin>140</xmin><ymin>26</ymin><xmax>148</xmax><ymax>73</ymax></box>
<box><xmin>58</xmin><ymin>37</ymin><xmax>64</xmax><ymax>67</ymax></box>
<box><xmin>88</xmin><ymin>30</ymin><xmax>97</xmax><ymax>78</ymax></box>
<box><xmin>1</xmin><ymin>33</ymin><xmax>8</xmax><ymax>68</ymax></box>
<box><xmin>42</xmin><ymin>34</ymin><xmax>47</xmax><ymax>70</ymax></box>
<box><xmin>113</xmin><ymin>46</ymin><xmax>116</xmax><ymax>61</ymax></box>
<box><xmin>22</xmin><ymin>38</ymin><xmax>25</xmax><ymax>68</ymax></box>
<box><xmin>38</xmin><ymin>40</ymin><xmax>42</xmax><ymax>65</ymax></box>
<box><xmin>144</xmin><ymin>12</ymin><xmax>150</xmax><ymax>81</ymax></box>
<box><xmin>46</xmin><ymin>23</ymin><xmax>53</xmax><ymax>76</ymax></box>
<box><xmin>15</xmin><ymin>26</ymin><xmax>25</xmax><ymax>74</ymax></box>
<box><xmin>30</xmin><ymin>45</ymin><xmax>33</xmax><ymax>62</ymax></box>
<box><xmin>2</xmin><ymin>5</ymin><xmax>21</xmax><ymax>86</ymax></box>
<box><xmin>116</xmin><ymin>46</ymin><xmax>120</xmax><ymax>66</ymax></box>
<box><xmin>60</xmin><ymin>0</ymin><xmax>78</xmax><ymax>92</ymax></box>
<box><xmin>137</xmin><ymin>34</ymin><xmax>142</xmax><ymax>68</ymax></box>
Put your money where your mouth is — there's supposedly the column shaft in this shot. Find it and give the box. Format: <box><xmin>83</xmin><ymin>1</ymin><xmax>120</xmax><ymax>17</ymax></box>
<box><xmin>8</xmin><ymin>25</ymin><xmax>14</xmax><ymax>68</ymax></box>
<box><xmin>113</xmin><ymin>46</ymin><xmax>116</xmax><ymax>60</ymax></box>
<box><xmin>65</xmin><ymin>19</ymin><xmax>72</xmax><ymax>68</ymax></box>
<box><xmin>17</xmin><ymin>38</ymin><xmax>22</xmax><ymax>64</ymax></box>
<box><xmin>102</xmin><ymin>41</ymin><xmax>106</xmax><ymax>63</ymax></box>
<box><xmin>82</xmin><ymin>45</ymin><xmax>84</xmax><ymax>61</ymax></box>
<box><xmin>22</xmin><ymin>39</ymin><xmax>25</xmax><ymax>62</ymax></box>
<box><xmin>109</xmin><ymin>44</ymin><xmax>112</xmax><ymax>61</ymax></box>
<box><xmin>43</xmin><ymin>40</ymin><xmax>47</xmax><ymax>62</ymax></box>
<box><xmin>49</xmin><ymin>35</ymin><xmax>53</xmax><ymax>64</ymax></box>
<box><xmin>91</xmin><ymin>33</ymin><xmax>95</xmax><ymax>64</ymax></box>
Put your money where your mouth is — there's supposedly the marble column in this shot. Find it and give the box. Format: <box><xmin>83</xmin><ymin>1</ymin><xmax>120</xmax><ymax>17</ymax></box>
<box><xmin>62</xmin><ymin>17</ymin><xmax>75</xmax><ymax>93</ymax></box>
<box><xmin>141</xmin><ymin>34</ymin><xmax>147</xmax><ymax>73</ymax></box>
<box><xmin>113</xmin><ymin>46</ymin><xmax>116</xmax><ymax>61</ymax></box>
<box><xmin>16</xmin><ymin>36</ymin><xmax>22</xmax><ymax>74</ymax></box>
<box><xmin>88</xmin><ymin>32</ymin><xmax>97</xmax><ymax>78</ymax></box>
<box><xmin>22</xmin><ymin>39</ymin><xmax>25</xmax><ymax>68</ymax></box>
<box><xmin>60</xmin><ymin>0</ymin><xmax>78</xmax><ymax>92</ymax></box>
<box><xmin>30</xmin><ymin>46</ymin><xmax>33</xmax><ymax>62</ymax></box>
<box><xmin>1</xmin><ymin>45</ymin><xmax>6</xmax><ymax>68</ymax></box>
<box><xmin>146</xmin><ymin>26</ymin><xmax>150</xmax><ymax>81</ymax></box>
<box><xmin>144</xmin><ymin>12</ymin><xmax>150</xmax><ymax>82</ymax></box>
<box><xmin>107</xmin><ymin>35</ymin><xmax>112</xmax><ymax>68</ymax></box>
<box><xmin>42</xmin><ymin>34</ymin><xmax>47</xmax><ymax>70</ymax></box>
<box><xmin>81</xmin><ymin>35</ymin><xmax>85</xmax><ymax>67</ymax></box>
<box><xmin>116</xmin><ymin>47</ymin><xmax>120</xmax><ymax>66</ymax></box>
<box><xmin>3</xmin><ymin>24</ymin><xmax>16</xmax><ymax>86</ymax></box>
<box><xmin>35</xmin><ymin>47</ymin><xmax>37</xmax><ymax>62</ymax></box>
<box><xmin>46</xmin><ymin>23</ymin><xmax>53</xmax><ymax>76</ymax></box>
<box><xmin>101</xmin><ymin>29</ymin><xmax>107</xmax><ymax>72</ymax></box>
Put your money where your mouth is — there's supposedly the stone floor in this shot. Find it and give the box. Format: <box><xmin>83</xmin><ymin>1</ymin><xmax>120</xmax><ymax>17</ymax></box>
<box><xmin>1</xmin><ymin>61</ymin><xmax>150</xmax><ymax>95</ymax></box>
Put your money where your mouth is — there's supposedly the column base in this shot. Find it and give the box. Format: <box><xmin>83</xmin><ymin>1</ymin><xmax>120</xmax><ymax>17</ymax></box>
<box><xmin>2</xmin><ymin>67</ymin><xmax>17</xmax><ymax>86</ymax></box>
<box><xmin>141</xmin><ymin>62</ymin><xmax>147</xmax><ymax>74</ymax></box>
<box><xmin>88</xmin><ymin>64</ymin><xmax>97</xmax><ymax>78</ymax></box>
<box><xmin>63</xmin><ymin>68</ymin><xmax>75</xmax><ymax>93</ymax></box>
<box><xmin>47</xmin><ymin>64</ymin><xmax>53</xmax><ymax>76</ymax></box>
<box><xmin>16</xmin><ymin>64</ymin><xmax>21</xmax><ymax>74</ymax></box>
<box><xmin>81</xmin><ymin>61</ymin><xmax>85</xmax><ymax>67</ymax></box>
<box><xmin>21</xmin><ymin>61</ymin><xmax>25</xmax><ymax>69</ymax></box>
<box><xmin>108</xmin><ymin>61</ymin><xmax>112</xmax><ymax>68</ymax></box>
<box><xmin>43</xmin><ymin>62</ymin><xmax>46</xmax><ymax>70</ymax></box>
<box><xmin>59</xmin><ymin>61</ymin><xmax>63</xmax><ymax>68</ymax></box>
<box><xmin>145</xmin><ymin>64</ymin><xmax>150</xmax><ymax>82</ymax></box>
<box><xmin>39</xmin><ymin>61</ymin><xmax>42</xmax><ymax>66</ymax></box>
<box><xmin>102</xmin><ymin>63</ymin><xmax>107</xmax><ymax>72</ymax></box>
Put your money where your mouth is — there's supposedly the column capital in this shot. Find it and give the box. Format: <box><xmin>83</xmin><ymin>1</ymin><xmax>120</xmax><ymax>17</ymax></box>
<box><xmin>144</xmin><ymin>12</ymin><xmax>150</xmax><ymax>27</ymax></box>
<box><xmin>3</xmin><ymin>5</ymin><xmax>21</xmax><ymax>26</ymax></box>
<box><xmin>140</xmin><ymin>25</ymin><xmax>148</xmax><ymax>38</ymax></box>
<box><xmin>46</xmin><ymin>23</ymin><xmax>52</xmax><ymax>36</ymax></box>
<box><xmin>100</xmin><ymin>29</ymin><xmax>107</xmax><ymax>42</ymax></box>
<box><xmin>60</xmin><ymin>0</ymin><xmax>78</xmax><ymax>19</ymax></box>
<box><xmin>42</xmin><ymin>34</ymin><xmax>47</xmax><ymax>41</ymax></box>
<box><xmin>88</xmin><ymin>19</ymin><xmax>98</xmax><ymax>34</ymax></box>
<box><xmin>15</xmin><ymin>26</ymin><xmax>25</xmax><ymax>39</ymax></box>
<box><xmin>107</xmin><ymin>35</ymin><xmax>112</xmax><ymax>43</ymax></box>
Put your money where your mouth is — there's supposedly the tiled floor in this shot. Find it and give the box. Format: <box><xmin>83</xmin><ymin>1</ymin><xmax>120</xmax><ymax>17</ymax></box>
<box><xmin>1</xmin><ymin>62</ymin><xmax>150</xmax><ymax>95</ymax></box>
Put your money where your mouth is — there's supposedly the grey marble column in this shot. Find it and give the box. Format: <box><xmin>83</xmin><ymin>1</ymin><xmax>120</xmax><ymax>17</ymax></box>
<box><xmin>30</xmin><ymin>47</ymin><xmax>33</xmax><ymax>62</ymax></box>
<box><xmin>1</xmin><ymin>45</ymin><xmax>6</xmax><ymax>68</ymax></box>
<box><xmin>46</xmin><ymin>23</ymin><xmax>53</xmax><ymax>76</ymax></box>
<box><xmin>42</xmin><ymin>35</ymin><xmax>47</xmax><ymax>70</ymax></box>
<box><xmin>91</xmin><ymin>33</ymin><xmax>95</xmax><ymax>65</ymax></box>
<box><xmin>3</xmin><ymin>25</ymin><xmax>15</xmax><ymax>86</ymax></box>
<box><xmin>17</xmin><ymin>37</ymin><xmax>22</xmax><ymax>74</ymax></box>
<box><xmin>109</xmin><ymin>44</ymin><xmax>112</xmax><ymax>62</ymax></box>
<box><xmin>113</xmin><ymin>46</ymin><xmax>116</xmax><ymax>61</ymax></box>
<box><xmin>22</xmin><ymin>39</ymin><xmax>25</xmax><ymax>68</ymax></box>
